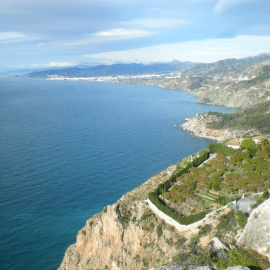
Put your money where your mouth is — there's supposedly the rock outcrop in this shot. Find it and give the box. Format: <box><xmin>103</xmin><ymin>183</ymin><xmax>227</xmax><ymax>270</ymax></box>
<box><xmin>180</xmin><ymin>113</ymin><xmax>251</xmax><ymax>141</ymax></box>
<box><xmin>58</xmin><ymin>201</ymin><xmax>188</xmax><ymax>270</ymax></box>
<box><xmin>237</xmin><ymin>198</ymin><xmax>270</xmax><ymax>260</ymax></box>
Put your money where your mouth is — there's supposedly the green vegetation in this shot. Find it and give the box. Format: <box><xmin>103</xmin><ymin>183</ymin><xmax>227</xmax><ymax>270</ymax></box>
<box><xmin>236</xmin><ymin>211</ymin><xmax>247</xmax><ymax>228</ymax></box>
<box><xmin>173</xmin><ymin>233</ymin><xmax>270</xmax><ymax>269</ymax></box>
<box><xmin>119</xmin><ymin>211</ymin><xmax>132</xmax><ymax>228</ymax></box>
<box><xmin>252</xmin><ymin>190</ymin><xmax>270</xmax><ymax>209</ymax></box>
<box><xmin>156</xmin><ymin>224</ymin><xmax>163</xmax><ymax>238</ymax></box>
<box><xmin>148</xmin><ymin>143</ymin><xmax>270</xmax><ymax>228</ymax></box>
<box><xmin>207</xmin><ymin>101</ymin><xmax>270</xmax><ymax>134</ymax></box>
<box><xmin>217</xmin><ymin>210</ymin><xmax>237</xmax><ymax>232</ymax></box>
<box><xmin>198</xmin><ymin>224</ymin><xmax>212</xmax><ymax>238</ymax></box>
<box><xmin>208</xmin><ymin>143</ymin><xmax>235</xmax><ymax>155</ymax></box>
<box><xmin>215</xmin><ymin>247</ymin><xmax>270</xmax><ymax>269</ymax></box>
<box><xmin>148</xmin><ymin>149</ymin><xmax>210</xmax><ymax>225</ymax></box>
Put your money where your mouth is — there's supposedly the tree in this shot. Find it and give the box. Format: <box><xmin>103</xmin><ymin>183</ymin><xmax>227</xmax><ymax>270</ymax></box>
<box><xmin>259</xmin><ymin>138</ymin><xmax>269</xmax><ymax>150</ymax></box>
<box><xmin>241</xmin><ymin>139</ymin><xmax>257</xmax><ymax>156</ymax></box>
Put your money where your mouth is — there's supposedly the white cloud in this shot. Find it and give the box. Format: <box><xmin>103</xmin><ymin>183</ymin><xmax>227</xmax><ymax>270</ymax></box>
<box><xmin>47</xmin><ymin>62</ymin><xmax>75</xmax><ymax>67</ymax></box>
<box><xmin>32</xmin><ymin>62</ymin><xmax>76</xmax><ymax>68</ymax></box>
<box><xmin>85</xmin><ymin>35</ymin><xmax>270</xmax><ymax>63</ymax></box>
<box><xmin>44</xmin><ymin>28</ymin><xmax>153</xmax><ymax>48</ymax></box>
<box><xmin>0</xmin><ymin>32</ymin><xmax>26</xmax><ymax>43</ymax></box>
<box><xmin>121</xmin><ymin>18</ymin><xmax>189</xmax><ymax>29</ymax></box>
<box><xmin>95</xmin><ymin>28</ymin><xmax>153</xmax><ymax>38</ymax></box>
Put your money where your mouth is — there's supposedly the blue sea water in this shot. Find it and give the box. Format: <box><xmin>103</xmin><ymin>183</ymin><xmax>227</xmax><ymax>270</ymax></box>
<box><xmin>0</xmin><ymin>77</ymin><xmax>236</xmax><ymax>270</ymax></box>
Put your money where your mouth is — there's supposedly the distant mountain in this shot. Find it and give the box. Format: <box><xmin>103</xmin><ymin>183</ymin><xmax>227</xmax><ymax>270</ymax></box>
<box><xmin>114</xmin><ymin>53</ymin><xmax>270</xmax><ymax>109</ymax></box>
<box><xmin>26</xmin><ymin>61</ymin><xmax>194</xmax><ymax>78</ymax></box>
<box><xmin>181</xmin><ymin>53</ymin><xmax>270</xmax><ymax>77</ymax></box>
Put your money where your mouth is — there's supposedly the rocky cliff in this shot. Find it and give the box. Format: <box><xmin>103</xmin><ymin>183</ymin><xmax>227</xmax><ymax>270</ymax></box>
<box><xmin>180</xmin><ymin>113</ymin><xmax>237</xmax><ymax>142</ymax></box>
<box><xmin>180</xmin><ymin>112</ymin><xmax>261</xmax><ymax>142</ymax></box>
<box><xmin>59</xmin><ymin>201</ymin><xmax>189</xmax><ymax>270</ymax></box>
<box><xmin>59</xmin><ymin>154</ymin><xmax>222</xmax><ymax>270</ymax></box>
<box><xmin>58</xmin><ymin>164</ymin><xmax>189</xmax><ymax>270</ymax></box>
<box><xmin>58</xmin><ymin>152</ymin><xmax>270</xmax><ymax>270</ymax></box>
<box><xmin>237</xmin><ymin>198</ymin><xmax>270</xmax><ymax>260</ymax></box>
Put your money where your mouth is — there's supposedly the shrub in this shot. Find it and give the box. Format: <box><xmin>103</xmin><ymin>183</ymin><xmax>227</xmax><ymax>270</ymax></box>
<box><xmin>217</xmin><ymin>210</ymin><xmax>236</xmax><ymax>231</ymax></box>
<box><xmin>156</xmin><ymin>224</ymin><xmax>163</xmax><ymax>238</ymax></box>
<box><xmin>188</xmin><ymin>181</ymin><xmax>197</xmax><ymax>190</ymax></box>
<box><xmin>231</xmin><ymin>150</ymin><xmax>250</xmax><ymax>162</ymax></box>
<box><xmin>119</xmin><ymin>211</ymin><xmax>131</xmax><ymax>228</ymax></box>
<box><xmin>215</xmin><ymin>196</ymin><xmax>230</xmax><ymax>205</ymax></box>
<box><xmin>236</xmin><ymin>210</ymin><xmax>247</xmax><ymax>228</ymax></box>
<box><xmin>262</xmin><ymin>190</ymin><xmax>270</xmax><ymax>200</ymax></box>
<box><xmin>215</xmin><ymin>248</ymin><xmax>270</xmax><ymax>269</ymax></box>
<box><xmin>198</xmin><ymin>224</ymin><xmax>212</xmax><ymax>238</ymax></box>
<box><xmin>252</xmin><ymin>190</ymin><xmax>270</xmax><ymax>209</ymax></box>
<box><xmin>176</xmin><ymin>236</ymin><xmax>187</xmax><ymax>247</ymax></box>
<box><xmin>208</xmin><ymin>143</ymin><xmax>234</xmax><ymax>155</ymax></box>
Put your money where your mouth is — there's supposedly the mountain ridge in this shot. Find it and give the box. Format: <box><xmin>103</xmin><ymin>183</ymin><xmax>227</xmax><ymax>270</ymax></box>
<box><xmin>26</xmin><ymin>61</ymin><xmax>194</xmax><ymax>77</ymax></box>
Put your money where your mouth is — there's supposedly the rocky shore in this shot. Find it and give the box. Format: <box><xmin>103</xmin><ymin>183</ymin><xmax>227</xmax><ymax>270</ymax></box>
<box><xmin>180</xmin><ymin>112</ymin><xmax>262</xmax><ymax>142</ymax></box>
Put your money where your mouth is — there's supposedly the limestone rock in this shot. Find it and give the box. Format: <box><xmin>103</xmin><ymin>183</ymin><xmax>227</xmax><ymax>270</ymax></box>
<box><xmin>210</xmin><ymin>237</ymin><xmax>231</xmax><ymax>260</ymax></box>
<box><xmin>237</xmin><ymin>198</ymin><xmax>270</xmax><ymax>260</ymax></box>
<box><xmin>210</xmin><ymin>237</ymin><xmax>229</xmax><ymax>252</ymax></box>
<box><xmin>225</xmin><ymin>267</ymin><xmax>250</xmax><ymax>270</ymax></box>
<box><xmin>236</xmin><ymin>198</ymin><xmax>256</xmax><ymax>214</ymax></box>
<box><xmin>58</xmin><ymin>200</ymin><xmax>189</xmax><ymax>270</ymax></box>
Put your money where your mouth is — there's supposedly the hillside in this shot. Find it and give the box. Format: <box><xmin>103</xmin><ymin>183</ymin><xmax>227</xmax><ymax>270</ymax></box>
<box><xmin>207</xmin><ymin>101</ymin><xmax>270</xmax><ymax>134</ymax></box>
<box><xmin>181</xmin><ymin>101</ymin><xmax>270</xmax><ymax>141</ymax></box>
<box><xmin>59</xmin><ymin>144</ymin><xmax>270</xmax><ymax>270</ymax></box>
<box><xmin>116</xmin><ymin>54</ymin><xmax>270</xmax><ymax>108</ymax></box>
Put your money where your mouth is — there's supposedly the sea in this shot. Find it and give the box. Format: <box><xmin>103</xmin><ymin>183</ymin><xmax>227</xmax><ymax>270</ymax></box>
<box><xmin>0</xmin><ymin>77</ymin><xmax>236</xmax><ymax>270</ymax></box>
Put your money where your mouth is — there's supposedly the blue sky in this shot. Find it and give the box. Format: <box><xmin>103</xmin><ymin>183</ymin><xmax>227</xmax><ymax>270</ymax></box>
<box><xmin>1</xmin><ymin>0</ymin><xmax>270</xmax><ymax>70</ymax></box>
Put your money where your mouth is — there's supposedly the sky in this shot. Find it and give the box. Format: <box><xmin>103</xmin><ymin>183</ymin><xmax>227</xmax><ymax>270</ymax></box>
<box><xmin>1</xmin><ymin>0</ymin><xmax>270</xmax><ymax>71</ymax></box>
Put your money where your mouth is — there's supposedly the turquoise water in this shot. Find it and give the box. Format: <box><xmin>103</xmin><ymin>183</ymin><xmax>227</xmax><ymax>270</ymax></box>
<box><xmin>0</xmin><ymin>78</ymin><xmax>235</xmax><ymax>269</ymax></box>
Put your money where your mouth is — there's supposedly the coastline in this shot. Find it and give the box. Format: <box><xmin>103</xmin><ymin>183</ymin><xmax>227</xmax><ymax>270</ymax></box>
<box><xmin>55</xmin><ymin>76</ymin><xmax>270</xmax><ymax>269</ymax></box>
<box><xmin>179</xmin><ymin>113</ymin><xmax>237</xmax><ymax>142</ymax></box>
<box><xmin>47</xmin><ymin>76</ymin><xmax>240</xmax><ymax>142</ymax></box>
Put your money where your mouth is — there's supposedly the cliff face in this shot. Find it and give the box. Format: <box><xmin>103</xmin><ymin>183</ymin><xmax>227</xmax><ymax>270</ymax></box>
<box><xmin>237</xmin><ymin>198</ymin><xmax>270</xmax><ymax>260</ymax></box>
<box><xmin>58</xmin><ymin>153</ymin><xmax>270</xmax><ymax>270</ymax></box>
<box><xmin>58</xmin><ymin>154</ymin><xmax>233</xmax><ymax>270</ymax></box>
<box><xmin>59</xmin><ymin>201</ymin><xmax>187</xmax><ymax>270</ymax></box>
<box><xmin>58</xmin><ymin>164</ymin><xmax>188</xmax><ymax>270</ymax></box>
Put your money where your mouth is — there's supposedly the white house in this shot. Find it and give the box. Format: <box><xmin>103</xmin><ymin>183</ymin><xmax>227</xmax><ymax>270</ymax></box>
<box><xmin>225</xmin><ymin>139</ymin><xmax>242</xmax><ymax>149</ymax></box>
<box><xmin>252</xmin><ymin>136</ymin><xmax>266</xmax><ymax>144</ymax></box>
